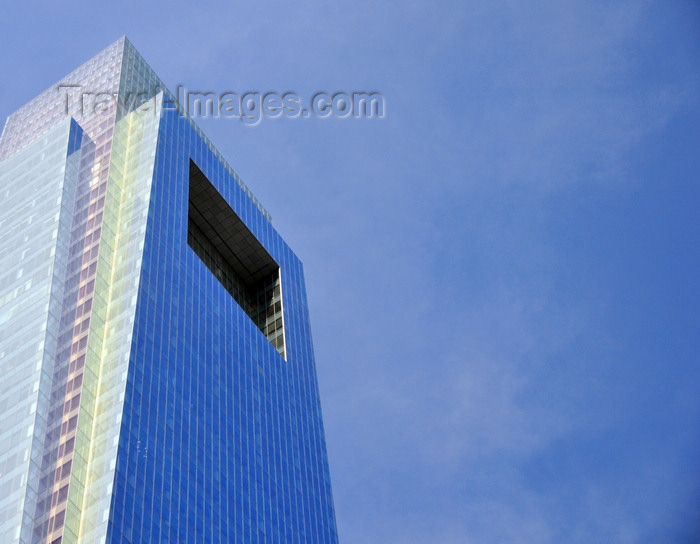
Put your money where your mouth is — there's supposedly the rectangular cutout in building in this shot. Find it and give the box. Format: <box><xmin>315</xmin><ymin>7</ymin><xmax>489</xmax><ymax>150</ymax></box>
<box><xmin>188</xmin><ymin>160</ymin><xmax>286</xmax><ymax>358</ymax></box>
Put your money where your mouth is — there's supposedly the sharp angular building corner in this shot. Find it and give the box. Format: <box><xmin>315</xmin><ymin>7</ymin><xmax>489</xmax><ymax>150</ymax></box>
<box><xmin>0</xmin><ymin>36</ymin><xmax>339</xmax><ymax>544</ymax></box>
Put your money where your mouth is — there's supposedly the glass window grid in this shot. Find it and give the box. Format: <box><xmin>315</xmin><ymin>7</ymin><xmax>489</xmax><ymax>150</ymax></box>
<box><xmin>0</xmin><ymin>37</ymin><xmax>338</xmax><ymax>544</ymax></box>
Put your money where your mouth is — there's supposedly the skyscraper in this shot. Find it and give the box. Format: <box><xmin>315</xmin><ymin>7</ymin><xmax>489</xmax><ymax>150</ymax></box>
<box><xmin>0</xmin><ymin>37</ymin><xmax>338</xmax><ymax>544</ymax></box>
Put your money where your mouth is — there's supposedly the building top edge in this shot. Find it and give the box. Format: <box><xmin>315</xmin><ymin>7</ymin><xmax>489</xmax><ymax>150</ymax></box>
<box><xmin>0</xmin><ymin>36</ymin><xmax>272</xmax><ymax>224</ymax></box>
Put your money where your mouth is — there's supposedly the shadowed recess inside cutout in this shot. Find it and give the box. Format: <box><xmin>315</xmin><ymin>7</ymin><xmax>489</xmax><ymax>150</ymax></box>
<box><xmin>187</xmin><ymin>160</ymin><xmax>286</xmax><ymax>358</ymax></box>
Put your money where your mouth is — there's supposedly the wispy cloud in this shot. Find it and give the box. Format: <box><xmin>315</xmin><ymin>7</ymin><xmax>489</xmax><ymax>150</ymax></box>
<box><xmin>1</xmin><ymin>1</ymin><xmax>698</xmax><ymax>543</ymax></box>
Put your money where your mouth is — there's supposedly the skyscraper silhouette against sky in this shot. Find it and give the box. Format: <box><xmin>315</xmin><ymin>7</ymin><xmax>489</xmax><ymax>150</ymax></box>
<box><xmin>0</xmin><ymin>37</ymin><xmax>338</xmax><ymax>544</ymax></box>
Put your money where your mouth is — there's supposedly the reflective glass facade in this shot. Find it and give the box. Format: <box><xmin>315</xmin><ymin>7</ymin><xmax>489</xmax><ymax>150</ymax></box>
<box><xmin>0</xmin><ymin>37</ymin><xmax>338</xmax><ymax>544</ymax></box>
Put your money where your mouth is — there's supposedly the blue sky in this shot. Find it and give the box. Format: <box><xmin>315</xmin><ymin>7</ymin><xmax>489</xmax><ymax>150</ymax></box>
<box><xmin>1</xmin><ymin>1</ymin><xmax>698</xmax><ymax>542</ymax></box>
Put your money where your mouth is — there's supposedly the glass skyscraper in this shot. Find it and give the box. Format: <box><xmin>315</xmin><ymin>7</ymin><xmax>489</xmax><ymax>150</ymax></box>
<box><xmin>0</xmin><ymin>37</ymin><xmax>338</xmax><ymax>544</ymax></box>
